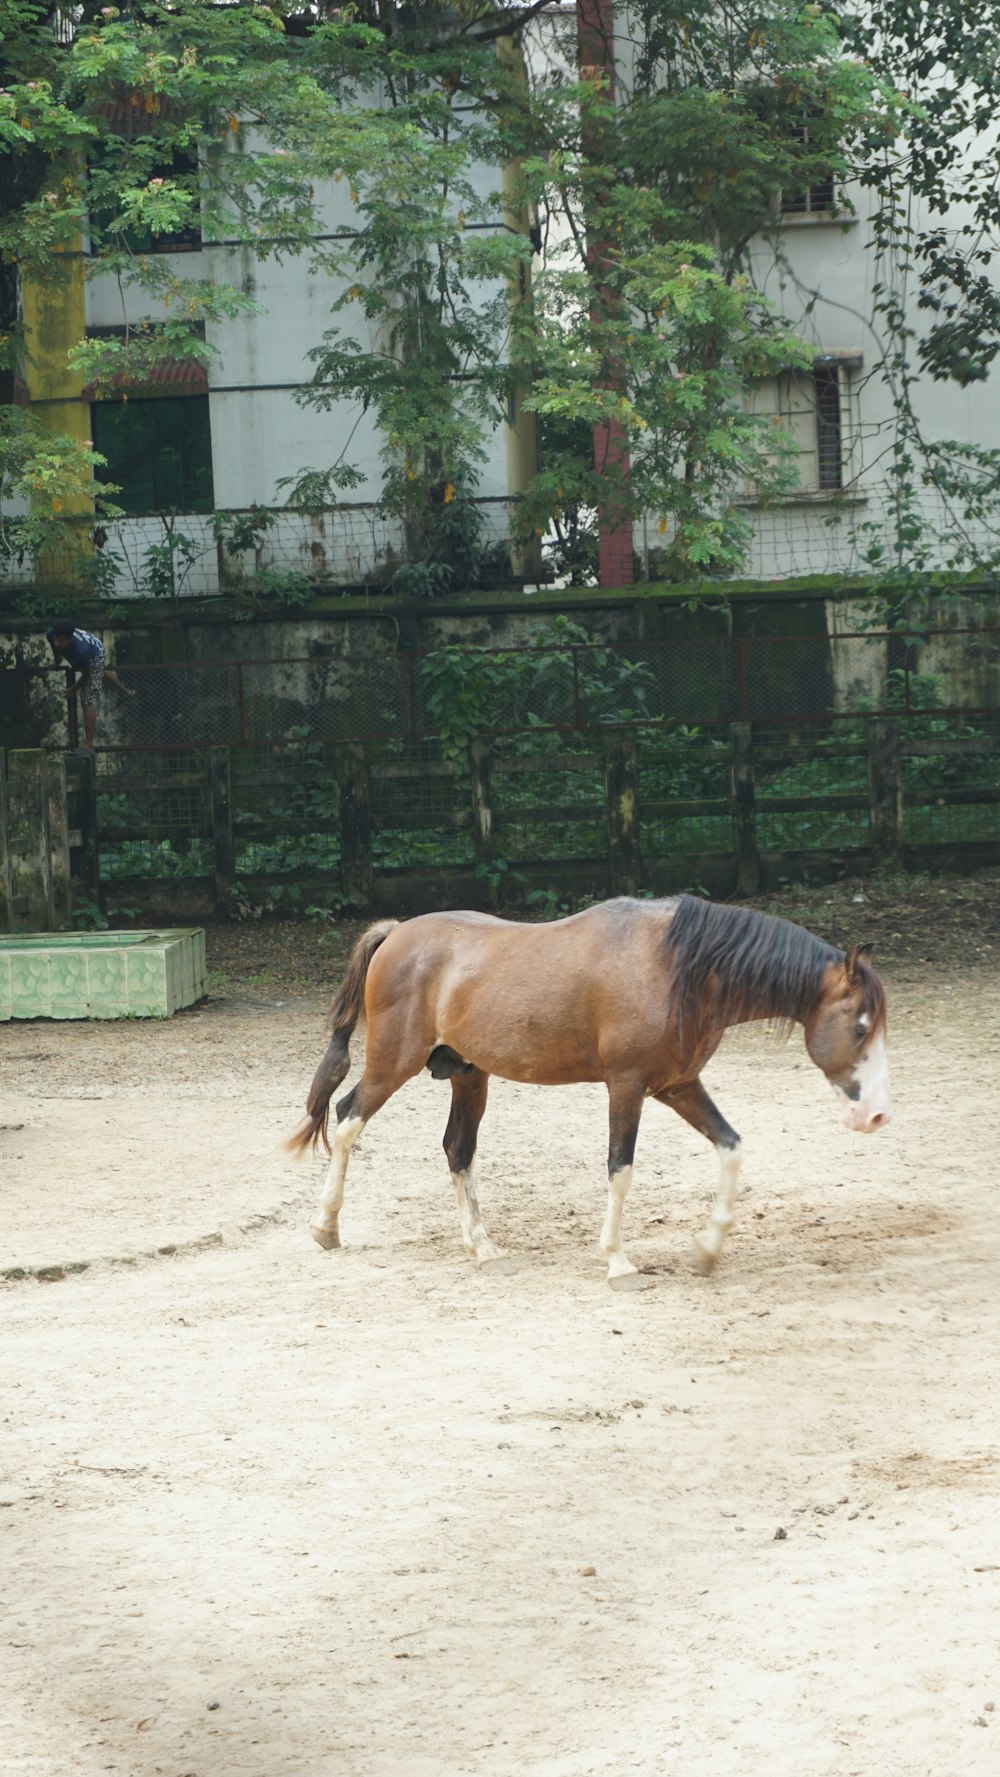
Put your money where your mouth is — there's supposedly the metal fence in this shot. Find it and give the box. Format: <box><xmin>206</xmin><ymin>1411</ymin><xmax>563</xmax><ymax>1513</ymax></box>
<box><xmin>67</xmin><ymin>714</ymin><xmax>998</xmax><ymax>912</ymax></box>
<box><xmin>4</xmin><ymin>624</ymin><xmax>998</xmax><ymax>920</ymax></box>
<box><xmin>19</xmin><ymin>626</ymin><xmax>1000</xmax><ymax>755</ymax></box>
<box><xmin>0</xmin><ymin>500</ymin><xmax>524</xmax><ymax>601</ymax></box>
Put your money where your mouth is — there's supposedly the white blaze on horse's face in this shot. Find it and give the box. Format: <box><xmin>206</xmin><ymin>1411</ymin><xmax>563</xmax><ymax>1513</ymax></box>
<box><xmin>805</xmin><ymin>982</ymin><xmax>892</xmax><ymax>1136</ymax></box>
<box><xmin>841</xmin><ymin>1025</ymin><xmax>892</xmax><ymax>1134</ymax></box>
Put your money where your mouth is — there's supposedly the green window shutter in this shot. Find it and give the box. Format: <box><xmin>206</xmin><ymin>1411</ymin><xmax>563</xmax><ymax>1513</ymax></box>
<box><xmin>92</xmin><ymin>396</ymin><xmax>215</xmax><ymax>515</ymax></box>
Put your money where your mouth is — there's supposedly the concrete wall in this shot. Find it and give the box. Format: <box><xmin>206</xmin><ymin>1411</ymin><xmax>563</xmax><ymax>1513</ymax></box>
<box><xmin>4</xmin><ymin>581</ymin><xmax>997</xmax><ymax>756</ymax></box>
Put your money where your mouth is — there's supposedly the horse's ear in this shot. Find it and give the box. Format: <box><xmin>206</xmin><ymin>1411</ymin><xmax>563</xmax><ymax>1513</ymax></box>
<box><xmin>845</xmin><ymin>942</ymin><xmax>874</xmax><ymax>983</ymax></box>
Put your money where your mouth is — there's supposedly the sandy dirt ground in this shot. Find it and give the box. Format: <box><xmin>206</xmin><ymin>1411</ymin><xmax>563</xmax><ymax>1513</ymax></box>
<box><xmin>3</xmin><ymin>907</ymin><xmax>1000</xmax><ymax>1777</ymax></box>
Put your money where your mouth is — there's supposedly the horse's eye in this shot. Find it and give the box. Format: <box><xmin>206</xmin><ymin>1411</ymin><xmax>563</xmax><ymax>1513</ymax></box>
<box><xmin>854</xmin><ymin>1022</ymin><xmax>868</xmax><ymax>1042</ymax></box>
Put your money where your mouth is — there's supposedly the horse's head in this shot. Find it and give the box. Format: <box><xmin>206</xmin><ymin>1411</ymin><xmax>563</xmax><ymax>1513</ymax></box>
<box><xmin>803</xmin><ymin>944</ymin><xmax>891</xmax><ymax>1134</ymax></box>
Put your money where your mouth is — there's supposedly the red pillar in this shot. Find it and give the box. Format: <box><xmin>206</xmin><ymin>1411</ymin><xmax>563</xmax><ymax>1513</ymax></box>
<box><xmin>577</xmin><ymin>0</ymin><xmax>634</xmax><ymax>588</ymax></box>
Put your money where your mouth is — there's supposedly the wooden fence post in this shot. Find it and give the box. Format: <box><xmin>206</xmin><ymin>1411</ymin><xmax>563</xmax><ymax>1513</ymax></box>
<box><xmin>730</xmin><ymin>721</ymin><xmax>760</xmax><ymax>894</ymax></box>
<box><xmin>47</xmin><ymin>754</ymin><xmax>72</xmax><ymax>928</ymax></box>
<box><xmin>5</xmin><ymin>750</ymin><xmax>54</xmax><ymax>928</ymax></box>
<box><xmin>64</xmin><ymin>665</ymin><xmax>79</xmax><ymax>750</ymax></box>
<box><xmin>336</xmin><ymin>742</ymin><xmax>374</xmax><ymax>908</ymax></box>
<box><xmin>0</xmin><ymin>753</ymin><xmax>14</xmax><ymax>930</ymax></box>
<box><xmin>469</xmin><ymin>737</ymin><xmax>494</xmax><ymax>871</ymax></box>
<box><xmin>70</xmin><ymin>753</ymin><xmax>101</xmax><ymax>906</ymax></box>
<box><xmin>209</xmin><ymin>747</ymin><xmax>236</xmax><ymax>910</ymax></box>
<box><xmin>604</xmin><ymin>731</ymin><xmax>640</xmax><ymax>895</ymax></box>
<box><xmin>867</xmin><ymin>717</ymin><xmax>903</xmax><ymax>863</ymax></box>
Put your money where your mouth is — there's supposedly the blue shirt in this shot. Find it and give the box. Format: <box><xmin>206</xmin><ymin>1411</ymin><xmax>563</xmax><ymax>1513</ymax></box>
<box><xmin>47</xmin><ymin>627</ymin><xmax>105</xmax><ymax>671</ymax></box>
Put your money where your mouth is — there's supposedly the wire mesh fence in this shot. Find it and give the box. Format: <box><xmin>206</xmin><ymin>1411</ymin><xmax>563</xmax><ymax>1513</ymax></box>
<box><xmin>753</xmin><ymin>723</ymin><xmax>870</xmax><ymax>853</ymax></box>
<box><xmin>6</xmin><ymin>624</ymin><xmax>996</xmax><ymax>906</ymax></box>
<box><xmin>0</xmin><ymin>500</ymin><xmax>522</xmax><ymax>601</ymax></box>
<box><xmin>233</xmin><ymin>748</ymin><xmax>343</xmax><ymax>880</ymax></box>
<box><xmin>72</xmin><ymin>710</ymin><xmax>998</xmax><ymax>902</ymax></box>
<box><xmin>492</xmin><ymin>751</ymin><xmax>607</xmax><ymax>866</ymax></box>
<box><xmin>95</xmin><ymin>749</ymin><xmax>213</xmax><ymax>884</ymax></box>
<box><xmin>637</xmin><ymin>729</ymin><xmax>734</xmax><ymax>857</ymax></box>
<box><xmin>901</xmin><ymin>715</ymin><xmax>1000</xmax><ymax>846</ymax></box>
<box><xmin>28</xmin><ymin>626</ymin><xmax>1000</xmax><ymax>756</ymax></box>
<box><xmin>370</xmin><ymin>744</ymin><xmax>473</xmax><ymax>873</ymax></box>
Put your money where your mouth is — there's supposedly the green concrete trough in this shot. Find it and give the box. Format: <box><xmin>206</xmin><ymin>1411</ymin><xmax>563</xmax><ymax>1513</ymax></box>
<box><xmin>0</xmin><ymin>929</ymin><xmax>206</xmax><ymax>1021</ymax></box>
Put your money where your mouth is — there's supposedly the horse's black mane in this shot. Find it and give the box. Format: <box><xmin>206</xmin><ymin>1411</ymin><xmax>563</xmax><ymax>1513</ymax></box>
<box><xmin>662</xmin><ymin>895</ymin><xmax>884</xmax><ymax>1034</ymax></box>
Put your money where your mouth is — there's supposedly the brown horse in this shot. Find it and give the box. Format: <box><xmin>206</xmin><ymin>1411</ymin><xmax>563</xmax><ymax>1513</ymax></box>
<box><xmin>289</xmin><ymin>895</ymin><xmax>891</xmax><ymax>1289</ymax></box>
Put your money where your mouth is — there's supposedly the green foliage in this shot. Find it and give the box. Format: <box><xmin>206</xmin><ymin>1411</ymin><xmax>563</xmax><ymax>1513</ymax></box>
<box><xmin>837</xmin><ymin>1</ymin><xmax>1000</xmax><ymax>607</ymax></box>
<box><xmin>67</xmin><ymin>892</ymin><xmax>107</xmax><ymax>931</ymax></box>
<box><xmin>473</xmin><ymin>855</ymin><xmax>528</xmax><ymax>909</ymax></box>
<box><xmin>524</xmin><ymin>884</ymin><xmax>575</xmax><ymax>921</ymax></box>
<box><xmin>0</xmin><ymin>407</ymin><xmax>121</xmax><ymax>590</ymax></box>
<box><xmin>227</xmin><ymin>880</ymin><xmax>265</xmax><ymax>922</ymax></box>
<box><xmin>229</xmin><ymin>566</ymin><xmax>316</xmax><ymax>616</ymax></box>
<box><xmin>420</xmin><ymin>643</ymin><xmax>520</xmax><ymax>766</ymax></box>
<box><xmin>519</xmin><ymin>244</ymin><xmax>812</xmax><ymax>575</ymax></box>
<box><xmin>305</xmin><ymin>893</ymin><xmax>349</xmax><ymax>928</ymax></box>
<box><xmin>388</xmin><ymin>490</ymin><xmax>508</xmax><ymax>598</ymax></box>
<box><xmin>4</xmin><ymin>0</ymin><xmax>1000</xmax><ymax>611</ymax></box>
<box><xmin>100</xmin><ymin>835</ymin><xmax>210</xmax><ymax>879</ymax></box>
<box><xmin>510</xmin><ymin>2</ymin><xmax>896</xmax><ymax>575</ymax></box>
<box><xmin>847</xmin><ymin>1</ymin><xmax>1000</xmax><ymax>390</ymax></box>
<box><xmin>140</xmin><ymin>521</ymin><xmax>201</xmax><ymax>599</ymax></box>
<box><xmin>66</xmin><ymin>893</ymin><xmax>141</xmax><ymax>931</ymax></box>
<box><xmin>421</xmin><ymin>615</ymin><xmax>658</xmax><ymax>764</ymax></box>
<box><xmin>0</xmin><ymin>0</ymin><xmax>889</xmax><ymax>594</ymax></box>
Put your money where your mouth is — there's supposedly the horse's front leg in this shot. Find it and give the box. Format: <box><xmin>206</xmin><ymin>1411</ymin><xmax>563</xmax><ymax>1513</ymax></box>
<box><xmin>655</xmin><ymin>1078</ymin><xmax>741</xmax><ymax>1274</ymax></box>
<box><xmin>601</xmin><ymin>1079</ymin><xmax>656</xmax><ymax>1292</ymax></box>
<box><xmin>443</xmin><ymin>1068</ymin><xmax>512</xmax><ymax>1273</ymax></box>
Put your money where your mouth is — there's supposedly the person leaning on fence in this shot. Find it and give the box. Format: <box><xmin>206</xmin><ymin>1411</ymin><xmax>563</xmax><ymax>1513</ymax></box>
<box><xmin>46</xmin><ymin>619</ymin><xmax>135</xmax><ymax>754</ymax></box>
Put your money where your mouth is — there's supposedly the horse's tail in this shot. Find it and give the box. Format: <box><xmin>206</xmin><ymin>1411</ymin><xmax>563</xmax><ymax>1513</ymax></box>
<box><xmin>286</xmin><ymin>919</ymin><xmax>399</xmax><ymax>1157</ymax></box>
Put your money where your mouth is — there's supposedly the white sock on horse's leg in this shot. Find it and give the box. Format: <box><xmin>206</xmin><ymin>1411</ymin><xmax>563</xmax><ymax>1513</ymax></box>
<box><xmin>694</xmin><ymin>1139</ymin><xmax>742</xmax><ymax>1274</ymax></box>
<box><xmin>452</xmin><ymin>1166</ymin><xmax>505</xmax><ymax>1266</ymax></box>
<box><xmin>310</xmin><ymin>1114</ymin><xmax>364</xmax><ymax>1249</ymax></box>
<box><xmin>600</xmin><ymin>1164</ymin><xmax>645</xmax><ymax>1286</ymax></box>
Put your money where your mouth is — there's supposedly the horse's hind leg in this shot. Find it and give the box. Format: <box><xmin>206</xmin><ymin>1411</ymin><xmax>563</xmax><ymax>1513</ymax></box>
<box><xmin>600</xmin><ymin>1078</ymin><xmax>655</xmax><ymax>1292</ymax></box>
<box><xmin>310</xmin><ymin>1051</ymin><xmax>423</xmax><ymax>1251</ymax></box>
<box><xmin>310</xmin><ymin>1082</ymin><xmax>366</xmax><ymax>1249</ymax></box>
<box><xmin>655</xmin><ymin>1078</ymin><xmax>741</xmax><ymax>1274</ymax></box>
<box><xmin>442</xmin><ymin>1069</ymin><xmax>509</xmax><ymax>1271</ymax></box>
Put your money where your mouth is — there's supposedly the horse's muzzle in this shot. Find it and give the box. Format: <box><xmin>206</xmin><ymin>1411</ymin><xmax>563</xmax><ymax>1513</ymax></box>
<box><xmin>840</xmin><ymin>1031</ymin><xmax>891</xmax><ymax>1134</ymax></box>
<box><xmin>842</xmin><ymin>1100</ymin><xmax>892</xmax><ymax>1134</ymax></box>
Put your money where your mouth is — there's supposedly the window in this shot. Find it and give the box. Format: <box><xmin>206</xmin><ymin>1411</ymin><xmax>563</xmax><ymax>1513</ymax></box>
<box><xmin>782</xmin><ymin>169</ymin><xmax>836</xmax><ymax>219</ymax></box>
<box><xmin>83</xmin><ymin>321</ymin><xmax>210</xmax><ymax>390</ymax></box>
<box><xmin>91</xmin><ymin>396</ymin><xmax>214</xmax><ymax>514</ymax></box>
<box><xmin>746</xmin><ymin>357</ymin><xmax>859</xmax><ymax>498</ymax></box>
<box><xmin>88</xmin><ymin>146</ymin><xmax>202</xmax><ymax>253</ymax></box>
<box><xmin>813</xmin><ymin>364</ymin><xmax>843</xmax><ymax>492</ymax></box>
<box><xmin>781</xmin><ymin>121</ymin><xmax>837</xmax><ymax>219</ymax></box>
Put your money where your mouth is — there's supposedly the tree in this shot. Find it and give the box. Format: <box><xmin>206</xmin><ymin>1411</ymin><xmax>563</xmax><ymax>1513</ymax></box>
<box><xmin>512</xmin><ymin>1</ymin><xmax>899</xmax><ymax>580</ymax></box>
<box><xmin>515</xmin><ymin>2</ymin><xmax>1000</xmax><ymax>598</ymax></box>
<box><xmin>841</xmin><ymin>1</ymin><xmax>1000</xmax><ymax>604</ymax></box>
<box><xmin>0</xmin><ymin>2</ymin><xmax>551</xmax><ymax>594</ymax></box>
<box><xmin>4</xmin><ymin>2</ymin><xmax>1000</xmax><ymax>604</ymax></box>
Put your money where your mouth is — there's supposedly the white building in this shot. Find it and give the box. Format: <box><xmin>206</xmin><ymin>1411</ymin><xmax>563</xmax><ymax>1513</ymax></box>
<box><xmin>741</xmin><ymin>177</ymin><xmax>1000</xmax><ymax>584</ymax></box>
<box><xmin>12</xmin><ymin>4</ymin><xmax>999</xmax><ymax>599</ymax></box>
<box><xmin>15</xmin><ymin>89</ymin><xmax>538</xmax><ymax>600</ymax></box>
<box><xmin>535</xmin><ymin>1</ymin><xmax>1000</xmax><ymax>591</ymax></box>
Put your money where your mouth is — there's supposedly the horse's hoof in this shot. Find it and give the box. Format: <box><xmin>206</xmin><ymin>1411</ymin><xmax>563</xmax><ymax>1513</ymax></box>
<box><xmin>310</xmin><ymin>1224</ymin><xmax>341</xmax><ymax>1250</ymax></box>
<box><xmin>692</xmin><ymin>1239</ymin><xmax>718</xmax><ymax>1276</ymax></box>
<box><xmin>609</xmin><ymin>1270</ymin><xmax>656</xmax><ymax>1292</ymax></box>
<box><xmin>478</xmin><ymin>1255</ymin><xmax>518</xmax><ymax>1276</ymax></box>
